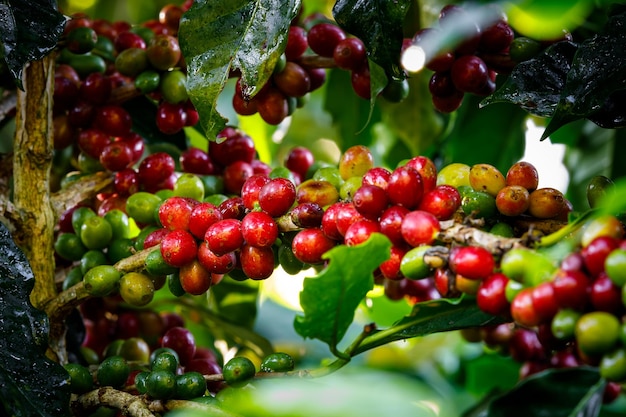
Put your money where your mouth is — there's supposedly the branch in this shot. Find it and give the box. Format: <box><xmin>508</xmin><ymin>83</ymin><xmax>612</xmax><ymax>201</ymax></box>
<box><xmin>50</xmin><ymin>171</ymin><xmax>114</xmax><ymax>219</ymax></box>
<box><xmin>45</xmin><ymin>245</ymin><xmax>158</xmax><ymax>323</ymax></box>
<box><xmin>437</xmin><ymin>219</ymin><xmax>524</xmax><ymax>256</ymax></box>
<box><xmin>72</xmin><ymin>388</ymin><xmax>154</xmax><ymax>417</ymax></box>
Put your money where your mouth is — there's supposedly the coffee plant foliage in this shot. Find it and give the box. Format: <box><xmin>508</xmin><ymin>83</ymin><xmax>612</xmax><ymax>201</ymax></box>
<box><xmin>2</xmin><ymin>0</ymin><xmax>626</xmax><ymax>416</ymax></box>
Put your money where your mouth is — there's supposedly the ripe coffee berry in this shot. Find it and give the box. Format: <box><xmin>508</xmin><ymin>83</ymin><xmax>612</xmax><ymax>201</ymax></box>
<box><xmin>196</xmin><ymin>243</ymin><xmax>236</xmax><ymax>275</ymax></box>
<box><xmin>379</xmin><ymin>205</ymin><xmax>410</xmax><ymax>247</ymax></box>
<box><xmin>477</xmin><ymin>273</ymin><xmax>510</xmax><ymax>316</ymax></box>
<box><xmin>387</xmin><ymin>166</ymin><xmax>424</xmax><ymax>209</ymax></box>
<box><xmin>344</xmin><ymin>219</ymin><xmax>380</xmax><ymax>246</ymax></box>
<box><xmin>449</xmin><ymin>246</ymin><xmax>495</xmax><ymax>280</ymax></box>
<box><xmin>352</xmin><ymin>184</ymin><xmax>389</xmax><ymax>220</ymax></box>
<box><xmin>240</xmin><ymin>244</ymin><xmax>275</xmax><ymax>280</ymax></box>
<box><xmin>189</xmin><ymin>202</ymin><xmax>222</xmax><ymax>239</ymax></box>
<box><xmin>241</xmin><ymin>211</ymin><xmax>278</xmax><ymax>248</ymax></box>
<box><xmin>204</xmin><ymin>219</ymin><xmax>243</xmax><ymax>256</ymax></box>
<box><xmin>284</xmin><ymin>146</ymin><xmax>314</xmax><ymax>180</ymax></box>
<box><xmin>241</xmin><ymin>174</ymin><xmax>271</xmax><ymax>211</ymax></box>
<box><xmin>307</xmin><ymin>23</ymin><xmax>346</xmax><ymax>58</ymax></box>
<box><xmin>138</xmin><ymin>152</ymin><xmax>176</xmax><ymax>188</ymax></box>
<box><xmin>258</xmin><ymin>177</ymin><xmax>297</xmax><ymax>217</ymax></box>
<box><xmin>292</xmin><ymin>228</ymin><xmax>336</xmax><ymax>264</ymax></box>
<box><xmin>158</xmin><ymin>196</ymin><xmax>195</xmax><ymax>231</ymax></box>
<box><xmin>451</xmin><ymin>55</ymin><xmax>490</xmax><ymax>95</ymax></box>
<box><xmin>400</xmin><ymin>210</ymin><xmax>440</xmax><ymax>247</ymax></box>
<box><xmin>333</xmin><ymin>37</ymin><xmax>367</xmax><ymax>71</ymax></box>
<box><xmin>160</xmin><ymin>230</ymin><xmax>198</xmax><ymax>267</ymax></box>
<box><xmin>418</xmin><ymin>185</ymin><xmax>461</xmax><ymax>220</ymax></box>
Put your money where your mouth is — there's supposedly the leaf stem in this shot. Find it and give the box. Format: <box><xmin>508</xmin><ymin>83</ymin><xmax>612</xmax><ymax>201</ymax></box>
<box><xmin>536</xmin><ymin>210</ymin><xmax>593</xmax><ymax>248</ymax></box>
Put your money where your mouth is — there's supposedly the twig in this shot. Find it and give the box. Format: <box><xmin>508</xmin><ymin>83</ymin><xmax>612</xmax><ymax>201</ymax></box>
<box><xmin>437</xmin><ymin>220</ymin><xmax>524</xmax><ymax>256</ymax></box>
<box><xmin>50</xmin><ymin>171</ymin><xmax>114</xmax><ymax>219</ymax></box>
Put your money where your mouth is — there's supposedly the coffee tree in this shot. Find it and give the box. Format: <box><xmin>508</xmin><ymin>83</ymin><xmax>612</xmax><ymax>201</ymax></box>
<box><xmin>1</xmin><ymin>0</ymin><xmax>626</xmax><ymax>416</ymax></box>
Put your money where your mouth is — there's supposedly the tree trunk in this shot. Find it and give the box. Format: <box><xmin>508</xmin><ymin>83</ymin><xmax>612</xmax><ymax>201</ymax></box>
<box><xmin>13</xmin><ymin>56</ymin><xmax>58</xmax><ymax>310</ymax></box>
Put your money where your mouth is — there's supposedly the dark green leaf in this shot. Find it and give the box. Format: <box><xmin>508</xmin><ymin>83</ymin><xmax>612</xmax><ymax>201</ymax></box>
<box><xmin>442</xmin><ymin>95</ymin><xmax>527</xmax><ymax>174</ymax></box>
<box><xmin>0</xmin><ymin>222</ymin><xmax>71</xmax><ymax>416</ymax></box>
<box><xmin>323</xmin><ymin>68</ymin><xmax>380</xmax><ymax>149</ymax></box>
<box><xmin>294</xmin><ymin>233</ymin><xmax>391</xmax><ymax>350</ymax></box>
<box><xmin>378</xmin><ymin>71</ymin><xmax>446</xmax><ymax>157</ymax></box>
<box><xmin>467</xmin><ymin>367</ymin><xmax>604</xmax><ymax>417</ymax></box>
<box><xmin>210</xmin><ymin>276</ymin><xmax>259</xmax><ymax>330</ymax></box>
<box><xmin>353</xmin><ymin>296</ymin><xmax>504</xmax><ymax>355</ymax></box>
<box><xmin>333</xmin><ymin>0</ymin><xmax>411</xmax><ymax>79</ymax></box>
<box><xmin>0</xmin><ymin>0</ymin><xmax>66</xmax><ymax>89</ymax></box>
<box><xmin>543</xmin><ymin>12</ymin><xmax>626</xmax><ymax>138</ymax></box>
<box><xmin>481</xmin><ymin>41</ymin><xmax>577</xmax><ymax>118</ymax></box>
<box><xmin>463</xmin><ymin>354</ymin><xmax>521</xmax><ymax>397</ymax></box>
<box><xmin>178</xmin><ymin>0</ymin><xmax>299</xmax><ymax>141</ymax></box>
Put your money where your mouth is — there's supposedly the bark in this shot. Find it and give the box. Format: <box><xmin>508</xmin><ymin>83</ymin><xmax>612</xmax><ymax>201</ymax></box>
<box><xmin>13</xmin><ymin>57</ymin><xmax>57</xmax><ymax>309</ymax></box>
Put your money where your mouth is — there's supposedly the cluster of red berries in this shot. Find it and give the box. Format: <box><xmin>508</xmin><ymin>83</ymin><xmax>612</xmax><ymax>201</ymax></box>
<box><xmin>54</xmin><ymin>2</ymin><xmax>199</xmax><ymax>179</ymax></box>
<box><xmin>411</xmin><ymin>4</ymin><xmax>515</xmax><ymax>113</ymax></box>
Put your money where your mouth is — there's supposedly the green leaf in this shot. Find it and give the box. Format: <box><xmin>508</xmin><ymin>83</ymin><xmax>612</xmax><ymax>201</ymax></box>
<box><xmin>466</xmin><ymin>367</ymin><xmax>604</xmax><ymax>417</ymax></box>
<box><xmin>323</xmin><ymin>68</ymin><xmax>381</xmax><ymax>149</ymax></box>
<box><xmin>353</xmin><ymin>296</ymin><xmax>504</xmax><ymax>355</ymax></box>
<box><xmin>178</xmin><ymin>0</ymin><xmax>299</xmax><ymax>141</ymax></box>
<box><xmin>0</xmin><ymin>0</ymin><xmax>66</xmax><ymax>89</ymax></box>
<box><xmin>294</xmin><ymin>234</ymin><xmax>391</xmax><ymax>350</ymax></box>
<box><xmin>481</xmin><ymin>41</ymin><xmax>577</xmax><ymax>118</ymax></box>
<box><xmin>463</xmin><ymin>354</ymin><xmax>521</xmax><ymax>397</ymax></box>
<box><xmin>542</xmin><ymin>12</ymin><xmax>626</xmax><ymax>139</ymax></box>
<box><xmin>378</xmin><ymin>71</ymin><xmax>446</xmax><ymax>156</ymax></box>
<box><xmin>332</xmin><ymin>0</ymin><xmax>411</xmax><ymax>79</ymax></box>
<box><xmin>0</xmin><ymin>222</ymin><xmax>71</xmax><ymax>416</ymax></box>
<box><xmin>210</xmin><ymin>276</ymin><xmax>259</xmax><ymax>330</ymax></box>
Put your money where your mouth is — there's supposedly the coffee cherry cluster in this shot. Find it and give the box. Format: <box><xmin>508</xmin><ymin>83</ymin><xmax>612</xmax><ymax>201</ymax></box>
<box><xmin>461</xmin><ymin>215</ymin><xmax>625</xmax><ymax>402</ymax></box>
<box><xmin>231</xmin><ymin>15</ymin><xmax>378</xmax><ymax>125</ymax></box>
<box><xmin>54</xmin><ymin>2</ymin><xmax>199</xmax><ymax>179</ymax></box>
<box><xmin>437</xmin><ymin>160</ymin><xmax>571</xmax><ymax>226</ymax></box>
<box><xmin>65</xmin><ymin>309</ymin><xmax>226</xmax><ymax>399</ymax></box>
<box><xmin>411</xmin><ymin>4</ymin><xmax>515</xmax><ymax>113</ymax></box>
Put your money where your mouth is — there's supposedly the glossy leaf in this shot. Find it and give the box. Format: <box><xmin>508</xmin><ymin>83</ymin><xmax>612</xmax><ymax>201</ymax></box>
<box><xmin>543</xmin><ymin>12</ymin><xmax>626</xmax><ymax>139</ymax></box>
<box><xmin>353</xmin><ymin>296</ymin><xmax>504</xmax><ymax>355</ymax></box>
<box><xmin>323</xmin><ymin>68</ymin><xmax>381</xmax><ymax>149</ymax></box>
<box><xmin>178</xmin><ymin>0</ymin><xmax>299</xmax><ymax>141</ymax></box>
<box><xmin>333</xmin><ymin>0</ymin><xmax>411</xmax><ymax>79</ymax></box>
<box><xmin>465</xmin><ymin>367</ymin><xmax>604</xmax><ymax>417</ymax></box>
<box><xmin>378</xmin><ymin>71</ymin><xmax>446</xmax><ymax>156</ymax></box>
<box><xmin>0</xmin><ymin>0</ymin><xmax>65</xmax><ymax>88</ymax></box>
<box><xmin>294</xmin><ymin>233</ymin><xmax>391</xmax><ymax>350</ymax></box>
<box><xmin>0</xmin><ymin>222</ymin><xmax>71</xmax><ymax>416</ymax></box>
<box><xmin>481</xmin><ymin>41</ymin><xmax>577</xmax><ymax>118</ymax></box>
